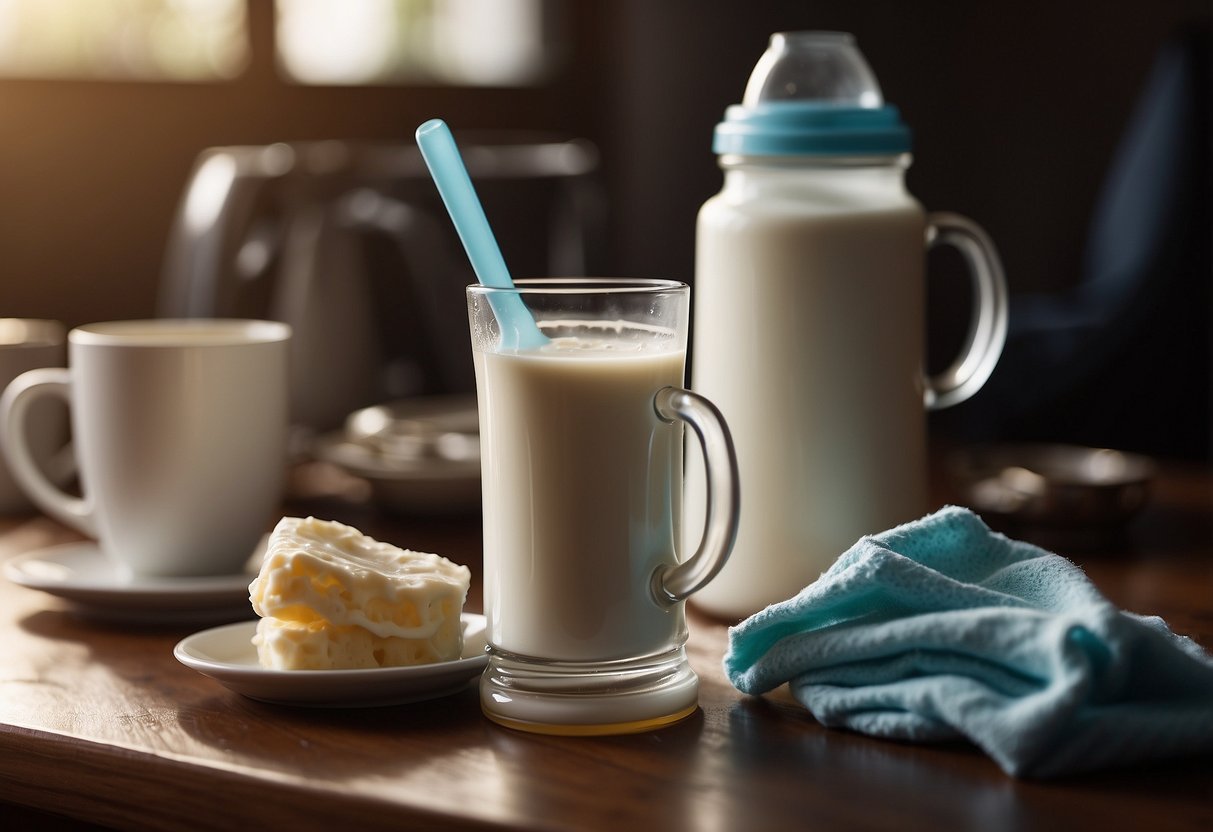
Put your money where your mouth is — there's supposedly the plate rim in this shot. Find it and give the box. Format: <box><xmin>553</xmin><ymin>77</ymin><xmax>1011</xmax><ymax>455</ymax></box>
<box><xmin>2</xmin><ymin>540</ymin><xmax>255</xmax><ymax>618</ymax></box>
<box><xmin>312</xmin><ymin>433</ymin><xmax>482</xmax><ymax>481</ymax></box>
<box><xmin>173</xmin><ymin>612</ymin><xmax>489</xmax><ymax>706</ymax></box>
<box><xmin>3</xmin><ymin>540</ymin><xmax>256</xmax><ymax>600</ymax></box>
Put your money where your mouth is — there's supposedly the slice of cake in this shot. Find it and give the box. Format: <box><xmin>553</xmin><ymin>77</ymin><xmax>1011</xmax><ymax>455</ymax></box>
<box><xmin>249</xmin><ymin>516</ymin><xmax>471</xmax><ymax>670</ymax></box>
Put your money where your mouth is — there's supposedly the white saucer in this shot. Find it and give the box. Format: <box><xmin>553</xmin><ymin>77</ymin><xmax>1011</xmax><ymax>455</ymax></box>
<box><xmin>174</xmin><ymin>614</ymin><xmax>488</xmax><ymax>707</ymax></box>
<box><xmin>3</xmin><ymin>541</ymin><xmax>257</xmax><ymax>624</ymax></box>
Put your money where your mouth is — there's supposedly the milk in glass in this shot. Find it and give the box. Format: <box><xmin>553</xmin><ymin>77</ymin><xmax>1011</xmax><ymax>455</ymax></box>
<box><xmin>475</xmin><ymin>326</ymin><xmax>687</xmax><ymax>662</ymax></box>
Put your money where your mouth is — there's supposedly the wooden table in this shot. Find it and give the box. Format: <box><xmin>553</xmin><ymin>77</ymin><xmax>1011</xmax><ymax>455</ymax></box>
<box><xmin>1</xmin><ymin>460</ymin><xmax>1211</xmax><ymax>831</ymax></box>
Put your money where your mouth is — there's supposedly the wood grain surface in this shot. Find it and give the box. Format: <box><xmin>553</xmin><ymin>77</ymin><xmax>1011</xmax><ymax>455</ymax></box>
<box><xmin>0</xmin><ymin>463</ymin><xmax>1210</xmax><ymax>831</ymax></box>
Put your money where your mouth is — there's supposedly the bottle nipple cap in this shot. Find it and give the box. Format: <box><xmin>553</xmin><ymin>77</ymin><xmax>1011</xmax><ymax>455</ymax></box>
<box><xmin>715</xmin><ymin>31</ymin><xmax>910</xmax><ymax>157</ymax></box>
<box><xmin>743</xmin><ymin>32</ymin><xmax>883</xmax><ymax>108</ymax></box>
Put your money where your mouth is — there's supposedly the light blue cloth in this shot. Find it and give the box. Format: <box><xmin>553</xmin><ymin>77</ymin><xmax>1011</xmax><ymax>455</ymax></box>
<box><xmin>724</xmin><ymin>506</ymin><xmax>1213</xmax><ymax>778</ymax></box>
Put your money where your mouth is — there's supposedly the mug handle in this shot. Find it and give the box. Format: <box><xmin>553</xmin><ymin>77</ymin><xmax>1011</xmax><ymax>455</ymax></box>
<box><xmin>0</xmin><ymin>368</ymin><xmax>96</xmax><ymax>536</ymax></box>
<box><xmin>651</xmin><ymin>386</ymin><xmax>740</xmax><ymax>605</ymax></box>
<box><xmin>924</xmin><ymin>212</ymin><xmax>1009</xmax><ymax>410</ymax></box>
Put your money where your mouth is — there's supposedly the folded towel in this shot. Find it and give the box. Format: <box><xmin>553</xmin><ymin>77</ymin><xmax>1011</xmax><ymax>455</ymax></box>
<box><xmin>724</xmin><ymin>506</ymin><xmax>1213</xmax><ymax>778</ymax></box>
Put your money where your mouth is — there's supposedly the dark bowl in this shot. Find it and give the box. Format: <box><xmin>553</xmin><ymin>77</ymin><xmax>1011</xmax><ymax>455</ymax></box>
<box><xmin>950</xmin><ymin>443</ymin><xmax>1155</xmax><ymax>530</ymax></box>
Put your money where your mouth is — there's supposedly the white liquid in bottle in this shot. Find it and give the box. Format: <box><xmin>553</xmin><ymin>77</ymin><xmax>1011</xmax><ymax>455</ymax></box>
<box><xmin>689</xmin><ymin>33</ymin><xmax>931</xmax><ymax>620</ymax></box>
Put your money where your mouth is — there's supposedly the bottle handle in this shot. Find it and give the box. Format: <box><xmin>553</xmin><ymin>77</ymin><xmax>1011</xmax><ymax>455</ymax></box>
<box><xmin>651</xmin><ymin>386</ymin><xmax>740</xmax><ymax>605</ymax></box>
<box><xmin>923</xmin><ymin>212</ymin><xmax>1009</xmax><ymax>410</ymax></box>
<box><xmin>0</xmin><ymin>368</ymin><xmax>96</xmax><ymax>536</ymax></box>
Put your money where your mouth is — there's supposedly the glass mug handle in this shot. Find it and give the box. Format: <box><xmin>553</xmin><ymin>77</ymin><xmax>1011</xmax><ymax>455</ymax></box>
<box><xmin>924</xmin><ymin>212</ymin><xmax>1009</xmax><ymax>410</ymax></box>
<box><xmin>650</xmin><ymin>386</ymin><xmax>740</xmax><ymax>605</ymax></box>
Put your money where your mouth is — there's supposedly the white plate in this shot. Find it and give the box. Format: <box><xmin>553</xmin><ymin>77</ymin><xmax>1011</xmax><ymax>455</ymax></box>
<box><xmin>174</xmin><ymin>613</ymin><xmax>488</xmax><ymax>707</ymax></box>
<box><xmin>3</xmin><ymin>541</ymin><xmax>258</xmax><ymax>624</ymax></box>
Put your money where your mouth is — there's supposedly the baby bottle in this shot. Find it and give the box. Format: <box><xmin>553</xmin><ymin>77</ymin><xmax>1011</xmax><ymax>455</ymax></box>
<box><xmin>687</xmin><ymin>32</ymin><xmax>1007</xmax><ymax>619</ymax></box>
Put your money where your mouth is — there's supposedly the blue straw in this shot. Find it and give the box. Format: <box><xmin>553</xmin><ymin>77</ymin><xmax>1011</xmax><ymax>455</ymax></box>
<box><xmin>415</xmin><ymin>119</ymin><xmax>547</xmax><ymax>350</ymax></box>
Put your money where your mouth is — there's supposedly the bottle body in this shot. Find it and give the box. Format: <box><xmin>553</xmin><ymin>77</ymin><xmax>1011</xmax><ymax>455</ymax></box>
<box><xmin>687</xmin><ymin>160</ymin><xmax>930</xmax><ymax>619</ymax></box>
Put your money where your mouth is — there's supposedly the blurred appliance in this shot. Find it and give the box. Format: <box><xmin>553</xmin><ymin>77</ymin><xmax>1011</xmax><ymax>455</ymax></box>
<box><xmin>159</xmin><ymin>136</ymin><xmax>603</xmax><ymax>433</ymax></box>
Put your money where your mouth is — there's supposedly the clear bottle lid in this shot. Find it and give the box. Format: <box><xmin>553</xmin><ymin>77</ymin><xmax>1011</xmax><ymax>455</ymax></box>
<box><xmin>715</xmin><ymin>31</ymin><xmax>910</xmax><ymax>157</ymax></box>
<box><xmin>743</xmin><ymin>32</ymin><xmax>883</xmax><ymax>108</ymax></box>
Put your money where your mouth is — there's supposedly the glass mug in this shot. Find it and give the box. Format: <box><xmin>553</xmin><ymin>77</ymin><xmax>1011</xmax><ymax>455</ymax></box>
<box><xmin>468</xmin><ymin>279</ymin><xmax>739</xmax><ymax>735</ymax></box>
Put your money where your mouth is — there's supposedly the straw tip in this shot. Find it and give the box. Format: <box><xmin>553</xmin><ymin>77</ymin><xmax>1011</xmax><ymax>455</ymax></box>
<box><xmin>416</xmin><ymin>118</ymin><xmax>448</xmax><ymax>141</ymax></box>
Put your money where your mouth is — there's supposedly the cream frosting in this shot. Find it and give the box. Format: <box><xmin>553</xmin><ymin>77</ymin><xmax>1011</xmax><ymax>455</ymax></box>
<box><xmin>249</xmin><ymin>516</ymin><xmax>470</xmax><ymax>670</ymax></box>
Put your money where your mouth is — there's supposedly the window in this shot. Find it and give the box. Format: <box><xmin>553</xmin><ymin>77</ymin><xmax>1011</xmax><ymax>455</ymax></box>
<box><xmin>276</xmin><ymin>0</ymin><xmax>558</xmax><ymax>86</ymax></box>
<box><xmin>0</xmin><ymin>0</ymin><xmax>561</xmax><ymax>85</ymax></box>
<box><xmin>0</xmin><ymin>0</ymin><xmax>248</xmax><ymax>81</ymax></box>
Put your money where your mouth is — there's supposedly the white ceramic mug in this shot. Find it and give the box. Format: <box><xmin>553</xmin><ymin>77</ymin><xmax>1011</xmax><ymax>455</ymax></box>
<box><xmin>0</xmin><ymin>319</ymin><xmax>68</xmax><ymax>514</ymax></box>
<box><xmin>0</xmin><ymin>319</ymin><xmax>291</xmax><ymax>577</ymax></box>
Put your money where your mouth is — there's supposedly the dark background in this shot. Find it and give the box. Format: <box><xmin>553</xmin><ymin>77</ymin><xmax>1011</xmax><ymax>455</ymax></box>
<box><xmin>1</xmin><ymin>0</ymin><xmax>1209</xmax><ymax>455</ymax></box>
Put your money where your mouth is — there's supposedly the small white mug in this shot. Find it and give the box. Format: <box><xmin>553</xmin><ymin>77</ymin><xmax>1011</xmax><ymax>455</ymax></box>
<box><xmin>0</xmin><ymin>319</ymin><xmax>68</xmax><ymax>514</ymax></box>
<box><xmin>0</xmin><ymin>319</ymin><xmax>291</xmax><ymax>577</ymax></box>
